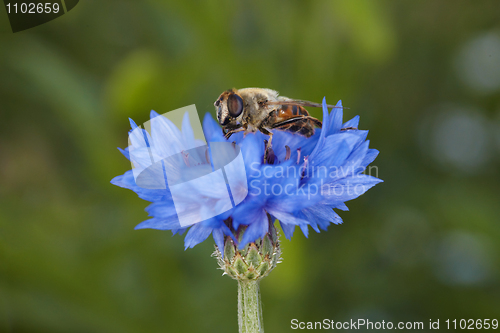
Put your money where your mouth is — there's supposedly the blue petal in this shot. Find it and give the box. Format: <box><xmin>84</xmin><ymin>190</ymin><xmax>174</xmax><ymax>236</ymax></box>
<box><xmin>150</xmin><ymin>110</ymin><xmax>160</xmax><ymax>118</ymax></box>
<box><xmin>184</xmin><ymin>223</ymin><xmax>213</xmax><ymax>249</ymax></box>
<box><xmin>328</xmin><ymin>100</ymin><xmax>343</xmax><ymax>134</ymax></box>
<box><xmin>129</xmin><ymin>118</ymin><xmax>139</xmax><ymax>130</ymax></box>
<box><xmin>361</xmin><ymin>148</ymin><xmax>379</xmax><ymax>168</ymax></box>
<box><xmin>321</xmin><ymin>98</ymin><xmax>330</xmax><ymax>139</ymax></box>
<box><xmin>308</xmin><ymin>98</ymin><xmax>330</xmax><ymax>162</ymax></box>
<box><xmin>309</xmin><ymin>205</ymin><xmax>343</xmax><ymax>225</ymax></box>
<box><xmin>279</xmin><ymin>221</ymin><xmax>296</xmax><ymax>240</ymax></box>
<box><xmin>306</xmin><ymin>133</ymin><xmax>358</xmax><ymax>183</ymax></box>
<box><xmin>266</xmin><ymin>207</ymin><xmax>309</xmax><ymax>225</ymax></box>
<box><xmin>212</xmin><ymin>227</ymin><xmax>224</xmax><ymax>254</ymax></box>
<box><xmin>182</xmin><ymin>111</ymin><xmax>201</xmax><ymax>150</ymax></box>
<box><xmin>355</xmin><ymin>130</ymin><xmax>369</xmax><ymax>143</ymax></box>
<box><xmin>203</xmin><ymin>113</ymin><xmax>225</xmax><ymax>142</ymax></box>
<box><xmin>343</xmin><ymin>115</ymin><xmax>359</xmax><ymax>129</ymax></box>
<box><xmin>172</xmin><ymin>227</ymin><xmax>188</xmax><ymax>235</ymax></box>
<box><xmin>150</xmin><ymin>111</ymin><xmax>184</xmax><ymax>158</ymax></box>
<box><xmin>322</xmin><ymin>175</ymin><xmax>383</xmax><ymax>203</ymax></box>
<box><xmin>319</xmin><ymin>132</ymin><xmax>361</xmax><ymax>170</ymax></box>
<box><xmin>239</xmin><ymin>212</ymin><xmax>269</xmax><ymax>248</ymax></box>
<box><xmin>240</xmin><ymin>133</ymin><xmax>265</xmax><ymax>177</ymax></box>
<box><xmin>334</xmin><ymin>203</ymin><xmax>349</xmax><ymax>211</ymax></box>
<box><xmin>118</xmin><ymin>147</ymin><xmax>130</xmax><ymax>160</ymax></box>
<box><xmin>232</xmin><ymin>204</ymin><xmax>267</xmax><ymax>227</ymax></box>
<box><xmin>110</xmin><ymin>170</ymin><xmax>170</xmax><ymax>202</ymax></box>
<box><xmin>128</xmin><ymin>120</ymin><xmax>150</xmax><ymax>149</ymax></box>
<box><xmin>135</xmin><ymin>216</ymin><xmax>180</xmax><ymax>230</ymax></box>
<box><xmin>271</xmin><ymin>131</ymin><xmax>310</xmax><ymax>162</ymax></box>
<box><xmin>145</xmin><ymin>200</ymin><xmax>178</xmax><ymax>219</ymax></box>
<box><xmin>266</xmin><ymin>178</ymin><xmax>323</xmax><ymax>212</ymax></box>
<box><xmin>298</xmin><ymin>209</ymin><xmax>320</xmax><ymax>232</ymax></box>
<box><xmin>340</xmin><ymin>140</ymin><xmax>370</xmax><ymax>177</ymax></box>
<box><xmin>299</xmin><ymin>223</ymin><xmax>309</xmax><ymax>238</ymax></box>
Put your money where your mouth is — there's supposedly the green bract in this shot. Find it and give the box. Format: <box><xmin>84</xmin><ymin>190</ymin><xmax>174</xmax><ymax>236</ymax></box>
<box><xmin>214</xmin><ymin>217</ymin><xmax>281</xmax><ymax>281</ymax></box>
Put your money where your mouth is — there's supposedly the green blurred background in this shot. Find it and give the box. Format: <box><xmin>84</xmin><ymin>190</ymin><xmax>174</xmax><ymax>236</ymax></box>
<box><xmin>1</xmin><ymin>1</ymin><xmax>500</xmax><ymax>332</ymax></box>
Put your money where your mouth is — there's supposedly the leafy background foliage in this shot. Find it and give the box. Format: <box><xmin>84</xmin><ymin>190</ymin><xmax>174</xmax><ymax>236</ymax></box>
<box><xmin>1</xmin><ymin>1</ymin><xmax>499</xmax><ymax>332</ymax></box>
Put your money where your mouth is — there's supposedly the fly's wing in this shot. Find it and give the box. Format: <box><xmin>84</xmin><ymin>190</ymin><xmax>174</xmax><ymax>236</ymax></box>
<box><xmin>265</xmin><ymin>97</ymin><xmax>343</xmax><ymax>109</ymax></box>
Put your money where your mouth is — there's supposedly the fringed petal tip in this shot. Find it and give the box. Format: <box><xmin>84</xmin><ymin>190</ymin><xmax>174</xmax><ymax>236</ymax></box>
<box><xmin>129</xmin><ymin>118</ymin><xmax>142</xmax><ymax>130</ymax></box>
<box><xmin>150</xmin><ymin>110</ymin><xmax>160</xmax><ymax>118</ymax></box>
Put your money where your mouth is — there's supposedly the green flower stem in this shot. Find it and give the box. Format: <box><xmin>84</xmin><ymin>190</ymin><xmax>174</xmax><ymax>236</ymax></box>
<box><xmin>238</xmin><ymin>279</ymin><xmax>264</xmax><ymax>333</ymax></box>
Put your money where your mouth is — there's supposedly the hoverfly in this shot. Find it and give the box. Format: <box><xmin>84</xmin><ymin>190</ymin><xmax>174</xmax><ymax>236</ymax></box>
<box><xmin>214</xmin><ymin>88</ymin><xmax>350</xmax><ymax>143</ymax></box>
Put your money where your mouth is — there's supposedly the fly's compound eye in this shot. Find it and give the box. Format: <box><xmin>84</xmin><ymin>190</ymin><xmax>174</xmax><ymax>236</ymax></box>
<box><xmin>227</xmin><ymin>94</ymin><xmax>243</xmax><ymax>118</ymax></box>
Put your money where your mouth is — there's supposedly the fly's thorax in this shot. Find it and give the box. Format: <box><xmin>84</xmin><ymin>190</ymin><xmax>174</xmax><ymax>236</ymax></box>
<box><xmin>239</xmin><ymin>88</ymin><xmax>279</xmax><ymax>129</ymax></box>
<box><xmin>243</xmin><ymin>105</ymin><xmax>275</xmax><ymax>131</ymax></box>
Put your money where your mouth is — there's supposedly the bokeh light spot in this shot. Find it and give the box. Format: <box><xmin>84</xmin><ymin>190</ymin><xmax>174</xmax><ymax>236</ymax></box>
<box><xmin>419</xmin><ymin>104</ymin><xmax>493</xmax><ymax>174</ymax></box>
<box><xmin>433</xmin><ymin>231</ymin><xmax>494</xmax><ymax>286</ymax></box>
<box><xmin>455</xmin><ymin>32</ymin><xmax>500</xmax><ymax>94</ymax></box>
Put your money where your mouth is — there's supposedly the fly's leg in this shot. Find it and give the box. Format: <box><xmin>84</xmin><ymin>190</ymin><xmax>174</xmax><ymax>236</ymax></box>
<box><xmin>223</xmin><ymin>127</ymin><xmax>244</xmax><ymax>140</ymax></box>
<box><xmin>259</xmin><ymin>127</ymin><xmax>274</xmax><ymax>163</ymax></box>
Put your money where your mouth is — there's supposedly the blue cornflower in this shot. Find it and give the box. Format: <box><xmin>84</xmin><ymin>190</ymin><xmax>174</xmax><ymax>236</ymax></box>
<box><xmin>111</xmin><ymin>99</ymin><xmax>382</xmax><ymax>253</ymax></box>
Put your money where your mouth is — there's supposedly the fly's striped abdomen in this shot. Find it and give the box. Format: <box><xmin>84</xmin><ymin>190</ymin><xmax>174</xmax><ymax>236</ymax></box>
<box><xmin>266</xmin><ymin>104</ymin><xmax>322</xmax><ymax>137</ymax></box>
<box><xmin>277</xmin><ymin>104</ymin><xmax>309</xmax><ymax>120</ymax></box>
